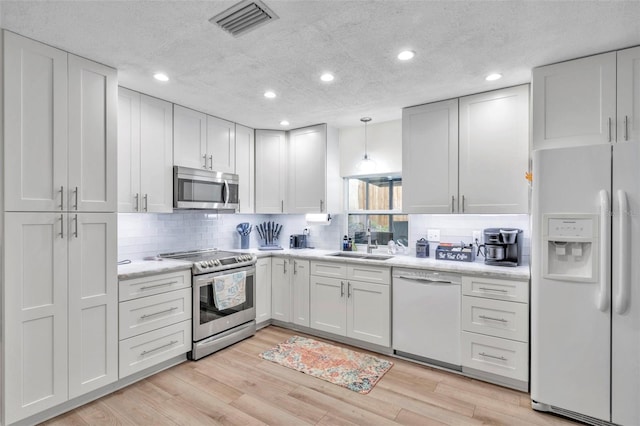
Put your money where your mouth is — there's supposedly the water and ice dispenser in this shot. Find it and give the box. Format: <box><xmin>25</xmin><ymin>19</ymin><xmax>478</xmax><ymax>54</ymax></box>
<box><xmin>543</xmin><ymin>214</ymin><xmax>598</xmax><ymax>282</ymax></box>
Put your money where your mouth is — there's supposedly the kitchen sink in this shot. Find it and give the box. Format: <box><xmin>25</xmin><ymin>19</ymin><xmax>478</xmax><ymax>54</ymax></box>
<box><xmin>327</xmin><ymin>252</ymin><xmax>394</xmax><ymax>260</ymax></box>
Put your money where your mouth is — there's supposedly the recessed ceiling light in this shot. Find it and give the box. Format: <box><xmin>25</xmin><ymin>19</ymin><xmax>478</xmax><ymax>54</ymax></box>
<box><xmin>264</xmin><ymin>91</ymin><xmax>277</xmax><ymax>98</ymax></box>
<box><xmin>397</xmin><ymin>50</ymin><xmax>415</xmax><ymax>61</ymax></box>
<box><xmin>280</xmin><ymin>120</ymin><xmax>290</xmax><ymax>126</ymax></box>
<box><xmin>320</xmin><ymin>73</ymin><xmax>334</xmax><ymax>82</ymax></box>
<box><xmin>153</xmin><ymin>72</ymin><xmax>169</xmax><ymax>82</ymax></box>
<box><xmin>485</xmin><ymin>73</ymin><xmax>502</xmax><ymax>81</ymax></box>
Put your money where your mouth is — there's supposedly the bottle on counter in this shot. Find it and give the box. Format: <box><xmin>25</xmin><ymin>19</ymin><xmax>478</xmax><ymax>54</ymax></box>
<box><xmin>343</xmin><ymin>235</ymin><xmax>349</xmax><ymax>251</ymax></box>
<box><xmin>348</xmin><ymin>238</ymin><xmax>353</xmax><ymax>251</ymax></box>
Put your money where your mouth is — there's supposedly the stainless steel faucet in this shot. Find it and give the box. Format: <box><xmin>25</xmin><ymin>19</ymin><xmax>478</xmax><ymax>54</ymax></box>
<box><xmin>366</xmin><ymin>220</ymin><xmax>378</xmax><ymax>254</ymax></box>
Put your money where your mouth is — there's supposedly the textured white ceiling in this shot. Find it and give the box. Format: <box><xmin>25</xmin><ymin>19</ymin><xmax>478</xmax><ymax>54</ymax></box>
<box><xmin>2</xmin><ymin>1</ymin><xmax>640</xmax><ymax>130</ymax></box>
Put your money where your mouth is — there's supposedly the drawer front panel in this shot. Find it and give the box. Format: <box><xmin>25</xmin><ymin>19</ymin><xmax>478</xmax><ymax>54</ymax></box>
<box><xmin>461</xmin><ymin>331</ymin><xmax>528</xmax><ymax>381</ymax></box>
<box><xmin>347</xmin><ymin>265</ymin><xmax>390</xmax><ymax>284</ymax></box>
<box><xmin>119</xmin><ymin>288</ymin><xmax>192</xmax><ymax>339</ymax></box>
<box><xmin>119</xmin><ymin>270</ymin><xmax>191</xmax><ymax>301</ymax></box>
<box><xmin>311</xmin><ymin>261</ymin><xmax>347</xmax><ymax>279</ymax></box>
<box><xmin>462</xmin><ymin>296</ymin><xmax>528</xmax><ymax>342</ymax></box>
<box><xmin>461</xmin><ymin>276</ymin><xmax>528</xmax><ymax>303</ymax></box>
<box><xmin>119</xmin><ymin>320</ymin><xmax>191</xmax><ymax>378</ymax></box>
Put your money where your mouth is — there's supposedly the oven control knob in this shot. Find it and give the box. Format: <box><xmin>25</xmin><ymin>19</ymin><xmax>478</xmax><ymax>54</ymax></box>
<box><xmin>208</xmin><ymin>260</ymin><xmax>215</xmax><ymax>267</ymax></box>
<box><xmin>214</xmin><ymin>259</ymin><xmax>220</xmax><ymax>266</ymax></box>
<box><xmin>199</xmin><ymin>261</ymin><xmax>208</xmax><ymax>268</ymax></box>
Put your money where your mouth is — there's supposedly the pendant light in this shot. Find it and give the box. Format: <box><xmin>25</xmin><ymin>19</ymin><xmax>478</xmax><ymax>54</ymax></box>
<box><xmin>356</xmin><ymin>117</ymin><xmax>376</xmax><ymax>173</ymax></box>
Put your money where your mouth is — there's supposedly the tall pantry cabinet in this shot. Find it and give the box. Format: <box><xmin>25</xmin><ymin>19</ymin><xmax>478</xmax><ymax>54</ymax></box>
<box><xmin>2</xmin><ymin>31</ymin><xmax>118</xmax><ymax>424</ymax></box>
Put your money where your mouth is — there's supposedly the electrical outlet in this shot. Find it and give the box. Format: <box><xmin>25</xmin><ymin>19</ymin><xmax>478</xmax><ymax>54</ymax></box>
<box><xmin>427</xmin><ymin>229</ymin><xmax>440</xmax><ymax>241</ymax></box>
<box><xmin>472</xmin><ymin>230</ymin><xmax>482</xmax><ymax>243</ymax></box>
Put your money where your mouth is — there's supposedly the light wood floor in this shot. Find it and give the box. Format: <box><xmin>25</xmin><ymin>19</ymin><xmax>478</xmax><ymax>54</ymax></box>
<box><xmin>44</xmin><ymin>326</ymin><xmax>580</xmax><ymax>425</ymax></box>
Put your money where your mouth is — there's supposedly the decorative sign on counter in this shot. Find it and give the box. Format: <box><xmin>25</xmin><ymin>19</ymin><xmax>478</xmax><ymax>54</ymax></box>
<box><xmin>435</xmin><ymin>244</ymin><xmax>476</xmax><ymax>262</ymax></box>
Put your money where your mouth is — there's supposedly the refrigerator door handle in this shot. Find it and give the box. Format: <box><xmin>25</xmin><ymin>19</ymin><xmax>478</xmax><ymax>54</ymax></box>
<box><xmin>615</xmin><ymin>189</ymin><xmax>631</xmax><ymax>315</ymax></box>
<box><xmin>597</xmin><ymin>189</ymin><xmax>611</xmax><ymax>312</ymax></box>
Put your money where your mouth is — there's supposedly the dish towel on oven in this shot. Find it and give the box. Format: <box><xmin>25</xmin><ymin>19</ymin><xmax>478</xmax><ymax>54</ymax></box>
<box><xmin>213</xmin><ymin>271</ymin><xmax>247</xmax><ymax>310</ymax></box>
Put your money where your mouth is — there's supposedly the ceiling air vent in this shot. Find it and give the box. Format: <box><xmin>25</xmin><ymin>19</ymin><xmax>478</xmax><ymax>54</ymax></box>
<box><xmin>210</xmin><ymin>0</ymin><xmax>279</xmax><ymax>37</ymax></box>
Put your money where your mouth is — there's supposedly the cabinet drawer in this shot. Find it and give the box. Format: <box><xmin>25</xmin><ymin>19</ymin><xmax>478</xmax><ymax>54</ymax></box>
<box><xmin>119</xmin><ymin>320</ymin><xmax>191</xmax><ymax>379</ymax></box>
<box><xmin>462</xmin><ymin>296</ymin><xmax>528</xmax><ymax>342</ymax></box>
<box><xmin>119</xmin><ymin>270</ymin><xmax>191</xmax><ymax>301</ymax></box>
<box><xmin>347</xmin><ymin>265</ymin><xmax>390</xmax><ymax>284</ymax></box>
<box><xmin>311</xmin><ymin>261</ymin><xmax>347</xmax><ymax>279</ymax></box>
<box><xmin>119</xmin><ymin>288</ymin><xmax>192</xmax><ymax>339</ymax></box>
<box><xmin>461</xmin><ymin>331</ymin><xmax>528</xmax><ymax>382</ymax></box>
<box><xmin>462</xmin><ymin>276</ymin><xmax>528</xmax><ymax>303</ymax></box>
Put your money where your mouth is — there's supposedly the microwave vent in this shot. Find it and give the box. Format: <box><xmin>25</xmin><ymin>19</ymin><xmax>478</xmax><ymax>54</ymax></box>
<box><xmin>210</xmin><ymin>0</ymin><xmax>278</xmax><ymax>37</ymax></box>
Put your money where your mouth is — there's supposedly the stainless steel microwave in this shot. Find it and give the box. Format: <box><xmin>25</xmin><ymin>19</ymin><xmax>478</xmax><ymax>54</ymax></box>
<box><xmin>173</xmin><ymin>166</ymin><xmax>239</xmax><ymax>210</ymax></box>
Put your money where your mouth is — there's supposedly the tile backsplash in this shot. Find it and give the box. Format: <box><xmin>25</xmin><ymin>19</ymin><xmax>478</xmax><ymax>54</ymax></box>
<box><xmin>118</xmin><ymin>211</ymin><xmax>529</xmax><ymax>262</ymax></box>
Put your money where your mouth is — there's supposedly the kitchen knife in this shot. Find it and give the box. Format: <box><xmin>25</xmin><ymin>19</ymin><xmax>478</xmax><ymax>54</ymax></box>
<box><xmin>267</xmin><ymin>222</ymin><xmax>271</xmax><ymax>245</ymax></box>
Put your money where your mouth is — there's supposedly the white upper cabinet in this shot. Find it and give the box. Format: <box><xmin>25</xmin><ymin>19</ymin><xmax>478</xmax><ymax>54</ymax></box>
<box><xmin>459</xmin><ymin>85</ymin><xmax>530</xmax><ymax>214</ymax></box>
<box><xmin>118</xmin><ymin>89</ymin><xmax>173</xmax><ymax>213</ymax></box>
<box><xmin>207</xmin><ymin>115</ymin><xmax>235</xmax><ymax>173</ymax></box>
<box><xmin>235</xmin><ymin>124</ymin><xmax>255</xmax><ymax>213</ymax></box>
<box><xmin>173</xmin><ymin>105</ymin><xmax>207</xmax><ymax>169</ymax></box>
<box><xmin>288</xmin><ymin>124</ymin><xmax>327</xmax><ymax>213</ymax></box>
<box><xmin>533</xmin><ymin>52</ymin><xmax>617</xmax><ymax>150</ymax></box>
<box><xmin>402</xmin><ymin>99</ymin><xmax>459</xmax><ymax>213</ymax></box>
<box><xmin>255</xmin><ymin>130</ymin><xmax>288</xmax><ymax>213</ymax></box>
<box><xmin>4</xmin><ymin>32</ymin><xmax>117</xmax><ymax>213</ymax></box>
<box><xmin>617</xmin><ymin>46</ymin><xmax>640</xmax><ymax>143</ymax></box>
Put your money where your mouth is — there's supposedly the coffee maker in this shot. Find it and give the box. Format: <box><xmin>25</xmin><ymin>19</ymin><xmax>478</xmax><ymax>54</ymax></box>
<box><xmin>479</xmin><ymin>228</ymin><xmax>523</xmax><ymax>266</ymax></box>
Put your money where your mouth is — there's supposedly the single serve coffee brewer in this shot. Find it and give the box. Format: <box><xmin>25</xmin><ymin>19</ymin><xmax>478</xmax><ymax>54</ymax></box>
<box><xmin>477</xmin><ymin>228</ymin><xmax>523</xmax><ymax>267</ymax></box>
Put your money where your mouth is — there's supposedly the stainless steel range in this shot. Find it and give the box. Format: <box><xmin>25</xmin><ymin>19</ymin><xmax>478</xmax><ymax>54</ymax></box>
<box><xmin>160</xmin><ymin>249</ymin><xmax>257</xmax><ymax>360</ymax></box>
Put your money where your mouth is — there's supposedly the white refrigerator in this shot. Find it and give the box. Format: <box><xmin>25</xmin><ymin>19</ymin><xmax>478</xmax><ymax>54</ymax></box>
<box><xmin>531</xmin><ymin>143</ymin><xmax>640</xmax><ymax>425</ymax></box>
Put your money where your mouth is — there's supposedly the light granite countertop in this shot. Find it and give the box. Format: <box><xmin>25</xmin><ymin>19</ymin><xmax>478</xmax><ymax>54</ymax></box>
<box><xmin>117</xmin><ymin>258</ymin><xmax>192</xmax><ymax>280</ymax></box>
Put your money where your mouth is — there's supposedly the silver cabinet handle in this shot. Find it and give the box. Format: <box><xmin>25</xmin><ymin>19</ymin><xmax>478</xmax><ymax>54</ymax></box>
<box><xmin>479</xmin><ymin>315</ymin><xmax>508</xmax><ymax>323</ymax></box>
<box><xmin>74</xmin><ymin>186</ymin><xmax>78</xmax><ymax>210</ymax></box>
<box><xmin>283</xmin><ymin>260</ymin><xmax>287</xmax><ymax>274</ymax></box>
<box><xmin>59</xmin><ymin>214</ymin><xmax>64</xmax><ymax>238</ymax></box>
<box><xmin>209</xmin><ymin>154</ymin><xmax>213</xmax><ymax>170</ymax></box>
<box><xmin>609</xmin><ymin>117</ymin><xmax>612</xmax><ymax>142</ymax></box>
<box><xmin>202</xmin><ymin>154</ymin><xmax>207</xmax><ymax>169</ymax></box>
<box><xmin>320</xmin><ymin>199</ymin><xmax>324</xmax><ymax>212</ymax></box>
<box><xmin>74</xmin><ymin>214</ymin><xmax>78</xmax><ymax>238</ymax></box>
<box><xmin>478</xmin><ymin>287</ymin><xmax>508</xmax><ymax>293</ymax></box>
<box><xmin>60</xmin><ymin>186</ymin><xmax>64</xmax><ymax>211</ymax></box>
<box><xmin>281</xmin><ymin>200</ymin><xmax>284</xmax><ymax>213</ymax></box>
<box><xmin>293</xmin><ymin>260</ymin><xmax>297</xmax><ymax>274</ymax></box>
<box><xmin>140</xmin><ymin>280</ymin><xmax>178</xmax><ymax>290</ymax></box>
<box><xmin>140</xmin><ymin>306</ymin><xmax>178</xmax><ymax>320</ymax></box>
<box><xmin>479</xmin><ymin>352</ymin><xmax>507</xmax><ymax>361</ymax></box>
<box><xmin>134</xmin><ymin>193</ymin><xmax>139</xmax><ymax>211</ymax></box>
<box><xmin>347</xmin><ymin>281</ymin><xmax>352</xmax><ymax>298</ymax></box>
<box><xmin>144</xmin><ymin>194</ymin><xmax>148</xmax><ymax>212</ymax></box>
<box><xmin>625</xmin><ymin>115</ymin><xmax>629</xmax><ymax>141</ymax></box>
<box><xmin>141</xmin><ymin>340</ymin><xmax>178</xmax><ymax>356</ymax></box>
<box><xmin>340</xmin><ymin>281</ymin><xmax>345</xmax><ymax>297</ymax></box>
<box><xmin>451</xmin><ymin>195</ymin><xmax>455</xmax><ymax>213</ymax></box>
<box><xmin>462</xmin><ymin>195</ymin><xmax>465</xmax><ymax>213</ymax></box>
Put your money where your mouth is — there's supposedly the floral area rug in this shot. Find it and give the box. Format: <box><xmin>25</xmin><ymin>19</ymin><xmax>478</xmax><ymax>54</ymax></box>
<box><xmin>259</xmin><ymin>335</ymin><xmax>393</xmax><ymax>394</ymax></box>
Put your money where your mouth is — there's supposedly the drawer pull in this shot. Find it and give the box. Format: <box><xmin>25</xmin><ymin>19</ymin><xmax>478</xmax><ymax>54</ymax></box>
<box><xmin>140</xmin><ymin>306</ymin><xmax>178</xmax><ymax>319</ymax></box>
<box><xmin>479</xmin><ymin>315</ymin><xmax>508</xmax><ymax>323</ymax></box>
<box><xmin>478</xmin><ymin>287</ymin><xmax>508</xmax><ymax>293</ymax></box>
<box><xmin>140</xmin><ymin>340</ymin><xmax>178</xmax><ymax>356</ymax></box>
<box><xmin>479</xmin><ymin>352</ymin><xmax>507</xmax><ymax>361</ymax></box>
<box><xmin>140</xmin><ymin>280</ymin><xmax>178</xmax><ymax>290</ymax></box>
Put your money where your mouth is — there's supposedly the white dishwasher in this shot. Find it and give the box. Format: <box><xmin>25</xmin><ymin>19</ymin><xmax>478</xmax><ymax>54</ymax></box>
<box><xmin>392</xmin><ymin>268</ymin><xmax>461</xmax><ymax>370</ymax></box>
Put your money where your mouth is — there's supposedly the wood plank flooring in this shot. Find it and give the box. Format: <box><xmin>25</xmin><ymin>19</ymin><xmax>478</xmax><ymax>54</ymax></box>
<box><xmin>44</xmin><ymin>326</ymin><xmax>580</xmax><ymax>425</ymax></box>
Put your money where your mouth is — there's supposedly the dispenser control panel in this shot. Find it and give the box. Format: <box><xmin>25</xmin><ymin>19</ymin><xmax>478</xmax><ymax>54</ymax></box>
<box><xmin>547</xmin><ymin>218</ymin><xmax>594</xmax><ymax>239</ymax></box>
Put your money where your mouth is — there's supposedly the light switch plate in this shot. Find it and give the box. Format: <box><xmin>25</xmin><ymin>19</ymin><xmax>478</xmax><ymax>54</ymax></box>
<box><xmin>427</xmin><ymin>229</ymin><xmax>440</xmax><ymax>241</ymax></box>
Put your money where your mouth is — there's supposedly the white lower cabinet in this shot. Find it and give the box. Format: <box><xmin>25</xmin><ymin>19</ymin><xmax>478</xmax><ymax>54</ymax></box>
<box><xmin>292</xmin><ymin>259</ymin><xmax>310</xmax><ymax>326</ymax></box>
<box><xmin>310</xmin><ymin>261</ymin><xmax>390</xmax><ymax>347</ymax></box>
<box><xmin>460</xmin><ymin>275</ymin><xmax>529</xmax><ymax>388</ymax></box>
<box><xmin>271</xmin><ymin>257</ymin><xmax>291</xmax><ymax>322</ymax></box>
<box><xmin>271</xmin><ymin>257</ymin><xmax>310</xmax><ymax>326</ymax></box>
<box><xmin>256</xmin><ymin>257</ymin><xmax>272</xmax><ymax>325</ymax></box>
<box><xmin>118</xmin><ymin>270</ymin><xmax>192</xmax><ymax>379</ymax></box>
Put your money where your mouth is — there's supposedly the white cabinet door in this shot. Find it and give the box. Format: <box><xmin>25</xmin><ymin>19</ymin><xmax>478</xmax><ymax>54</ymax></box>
<box><xmin>532</xmin><ymin>52</ymin><xmax>616</xmax><ymax>150</ymax></box>
<box><xmin>68</xmin><ymin>55</ymin><xmax>117</xmax><ymax>212</ymax></box>
<box><xmin>173</xmin><ymin>105</ymin><xmax>207</xmax><ymax>169</ymax></box>
<box><xmin>255</xmin><ymin>257</ymin><xmax>272</xmax><ymax>324</ymax></box>
<box><xmin>402</xmin><ymin>99</ymin><xmax>459</xmax><ymax>213</ymax></box>
<box><xmin>4</xmin><ymin>31</ymin><xmax>69</xmax><ymax>212</ymax></box>
<box><xmin>459</xmin><ymin>85</ymin><xmax>530</xmax><ymax>214</ymax></box>
<box><xmin>206</xmin><ymin>115</ymin><xmax>235</xmax><ymax>173</ymax></box>
<box><xmin>617</xmin><ymin>46</ymin><xmax>640</xmax><ymax>144</ymax></box>
<box><xmin>310</xmin><ymin>276</ymin><xmax>346</xmax><ymax>336</ymax></box>
<box><xmin>255</xmin><ymin>130</ymin><xmax>287</xmax><ymax>213</ymax></box>
<box><xmin>288</xmin><ymin>125</ymin><xmax>326</xmax><ymax>213</ymax></box>
<box><xmin>140</xmin><ymin>94</ymin><xmax>173</xmax><ymax>212</ymax></box>
<box><xmin>4</xmin><ymin>213</ymin><xmax>68</xmax><ymax>424</ymax></box>
<box><xmin>271</xmin><ymin>257</ymin><xmax>290</xmax><ymax>322</ymax></box>
<box><xmin>68</xmin><ymin>213</ymin><xmax>118</xmax><ymax>398</ymax></box>
<box><xmin>117</xmin><ymin>87</ymin><xmax>141</xmax><ymax>212</ymax></box>
<box><xmin>235</xmin><ymin>124</ymin><xmax>255</xmax><ymax>213</ymax></box>
<box><xmin>346</xmin><ymin>281</ymin><xmax>390</xmax><ymax>346</ymax></box>
<box><xmin>292</xmin><ymin>259</ymin><xmax>310</xmax><ymax>327</ymax></box>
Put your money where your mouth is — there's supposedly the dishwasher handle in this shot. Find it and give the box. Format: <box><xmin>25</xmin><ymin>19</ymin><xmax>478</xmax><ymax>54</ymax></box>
<box><xmin>394</xmin><ymin>275</ymin><xmax>458</xmax><ymax>285</ymax></box>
